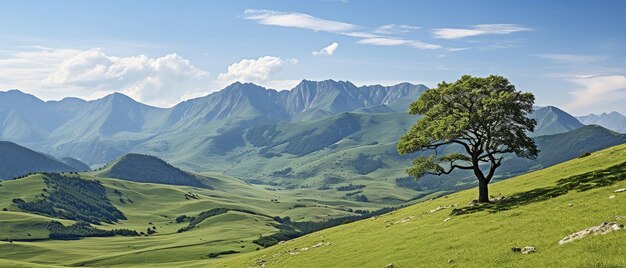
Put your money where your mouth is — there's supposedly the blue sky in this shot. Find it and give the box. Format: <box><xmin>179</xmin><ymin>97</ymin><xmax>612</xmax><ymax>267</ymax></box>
<box><xmin>0</xmin><ymin>0</ymin><xmax>624</xmax><ymax>114</ymax></box>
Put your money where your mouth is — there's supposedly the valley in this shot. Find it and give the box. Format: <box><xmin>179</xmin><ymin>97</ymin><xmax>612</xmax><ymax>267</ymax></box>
<box><xmin>1</xmin><ymin>80</ymin><xmax>626</xmax><ymax>267</ymax></box>
<box><xmin>1</xmin><ymin>2</ymin><xmax>625</xmax><ymax>267</ymax></box>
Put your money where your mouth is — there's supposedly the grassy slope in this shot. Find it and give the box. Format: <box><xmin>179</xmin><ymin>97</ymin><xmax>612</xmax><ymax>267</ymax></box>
<box><xmin>0</xmin><ymin>171</ymin><xmax>385</xmax><ymax>267</ymax></box>
<box><xmin>1</xmin><ymin>144</ymin><xmax>624</xmax><ymax>267</ymax></box>
<box><xmin>212</xmin><ymin>143</ymin><xmax>626</xmax><ymax>268</ymax></box>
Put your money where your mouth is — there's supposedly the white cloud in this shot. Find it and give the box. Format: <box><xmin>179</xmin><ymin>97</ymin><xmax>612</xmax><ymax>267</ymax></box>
<box><xmin>341</xmin><ymin>32</ymin><xmax>382</xmax><ymax>38</ymax></box>
<box><xmin>263</xmin><ymin>79</ymin><xmax>302</xmax><ymax>90</ymax></box>
<box><xmin>538</xmin><ymin>53</ymin><xmax>606</xmax><ymax>64</ymax></box>
<box><xmin>242</xmin><ymin>9</ymin><xmax>355</xmax><ymax>33</ymax></box>
<box><xmin>432</xmin><ymin>24</ymin><xmax>531</xmax><ymax>39</ymax></box>
<box><xmin>374</xmin><ymin>24</ymin><xmax>420</xmax><ymax>35</ymax></box>
<box><xmin>312</xmin><ymin>42</ymin><xmax>339</xmax><ymax>56</ymax></box>
<box><xmin>566</xmin><ymin>75</ymin><xmax>626</xmax><ymax>112</ymax></box>
<box><xmin>0</xmin><ymin>47</ymin><xmax>82</xmax><ymax>94</ymax></box>
<box><xmin>357</xmin><ymin>37</ymin><xmax>441</xmax><ymax>49</ymax></box>
<box><xmin>217</xmin><ymin>56</ymin><xmax>297</xmax><ymax>85</ymax></box>
<box><xmin>43</xmin><ymin>48</ymin><xmax>208</xmax><ymax>107</ymax></box>
<box><xmin>0</xmin><ymin>47</ymin><xmax>209</xmax><ymax>107</ymax></box>
<box><xmin>447</xmin><ymin>47</ymin><xmax>468</xmax><ymax>52</ymax></box>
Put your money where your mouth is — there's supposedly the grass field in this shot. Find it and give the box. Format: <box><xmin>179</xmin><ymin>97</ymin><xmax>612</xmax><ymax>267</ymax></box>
<box><xmin>210</xmin><ymin>143</ymin><xmax>626</xmax><ymax>267</ymax></box>
<box><xmin>0</xmin><ymin>170</ymin><xmax>388</xmax><ymax>267</ymax></box>
<box><xmin>1</xmin><ymin>144</ymin><xmax>625</xmax><ymax>267</ymax></box>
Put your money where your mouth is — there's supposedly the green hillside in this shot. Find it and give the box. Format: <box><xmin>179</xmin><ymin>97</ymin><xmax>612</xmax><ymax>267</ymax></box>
<box><xmin>213</xmin><ymin>143</ymin><xmax>626</xmax><ymax>267</ymax></box>
<box><xmin>0</xmin><ymin>170</ymin><xmax>388</xmax><ymax>267</ymax></box>
<box><xmin>92</xmin><ymin>153</ymin><xmax>207</xmax><ymax>188</ymax></box>
<box><xmin>2</xmin><ymin>143</ymin><xmax>624</xmax><ymax>267</ymax></box>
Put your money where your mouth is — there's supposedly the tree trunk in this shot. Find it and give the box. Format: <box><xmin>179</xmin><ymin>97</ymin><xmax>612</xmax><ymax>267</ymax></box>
<box><xmin>478</xmin><ymin>179</ymin><xmax>490</xmax><ymax>203</ymax></box>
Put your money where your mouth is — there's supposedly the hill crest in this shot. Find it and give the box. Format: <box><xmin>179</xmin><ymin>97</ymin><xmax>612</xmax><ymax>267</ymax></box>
<box><xmin>93</xmin><ymin>153</ymin><xmax>206</xmax><ymax>188</ymax></box>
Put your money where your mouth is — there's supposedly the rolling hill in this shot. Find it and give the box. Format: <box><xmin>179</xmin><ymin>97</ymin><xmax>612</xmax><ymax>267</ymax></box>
<box><xmin>1</xmin><ymin>143</ymin><xmax>625</xmax><ymax>267</ymax></box>
<box><xmin>0</xmin><ymin>141</ymin><xmax>79</xmax><ymax>180</ymax></box>
<box><xmin>92</xmin><ymin>153</ymin><xmax>207</xmax><ymax>188</ymax></box>
<box><xmin>0</xmin><ymin>170</ymin><xmax>389</xmax><ymax>267</ymax></box>
<box><xmin>500</xmin><ymin>125</ymin><xmax>626</xmax><ymax>175</ymax></box>
<box><xmin>213</xmin><ymin>143</ymin><xmax>626</xmax><ymax>268</ymax></box>
<box><xmin>206</xmin><ymin>113</ymin><xmax>626</xmax><ymax>204</ymax></box>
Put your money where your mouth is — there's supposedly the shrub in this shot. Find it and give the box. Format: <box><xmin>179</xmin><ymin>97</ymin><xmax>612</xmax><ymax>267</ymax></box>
<box><xmin>175</xmin><ymin>215</ymin><xmax>188</xmax><ymax>223</ymax></box>
<box><xmin>354</xmin><ymin>194</ymin><xmax>369</xmax><ymax>202</ymax></box>
<box><xmin>207</xmin><ymin>250</ymin><xmax>239</xmax><ymax>258</ymax></box>
<box><xmin>17</xmin><ymin>173</ymin><xmax>125</xmax><ymax>224</ymax></box>
<box><xmin>47</xmin><ymin>221</ymin><xmax>139</xmax><ymax>240</ymax></box>
<box><xmin>336</xmin><ymin>184</ymin><xmax>366</xmax><ymax>191</ymax></box>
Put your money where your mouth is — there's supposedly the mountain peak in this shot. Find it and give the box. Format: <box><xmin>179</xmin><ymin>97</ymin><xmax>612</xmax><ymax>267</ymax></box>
<box><xmin>295</xmin><ymin>79</ymin><xmax>355</xmax><ymax>88</ymax></box>
<box><xmin>530</xmin><ymin>106</ymin><xmax>584</xmax><ymax>136</ymax></box>
<box><xmin>102</xmin><ymin>92</ymin><xmax>134</xmax><ymax>101</ymax></box>
<box><xmin>0</xmin><ymin>89</ymin><xmax>44</xmax><ymax>102</ymax></box>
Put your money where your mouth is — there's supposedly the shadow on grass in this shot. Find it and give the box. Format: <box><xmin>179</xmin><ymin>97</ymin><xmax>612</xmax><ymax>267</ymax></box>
<box><xmin>452</xmin><ymin>161</ymin><xmax>626</xmax><ymax>216</ymax></box>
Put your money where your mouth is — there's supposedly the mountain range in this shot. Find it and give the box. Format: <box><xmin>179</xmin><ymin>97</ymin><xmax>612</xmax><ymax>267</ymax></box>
<box><xmin>577</xmin><ymin>111</ymin><xmax>626</xmax><ymax>133</ymax></box>
<box><xmin>0</xmin><ymin>80</ymin><xmax>426</xmax><ymax>165</ymax></box>
<box><xmin>2</xmin><ymin>80</ymin><xmax>625</xmax><ymax>202</ymax></box>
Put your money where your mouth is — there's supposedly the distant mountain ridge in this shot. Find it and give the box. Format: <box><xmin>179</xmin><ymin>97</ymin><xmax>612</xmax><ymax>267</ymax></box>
<box><xmin>0</xmin><ymin>80</ymin><xmax>615</xmax><ymax>183</ymax></box>
<box><xmin>0</xmin><ymin>141</ymin><xmax>82</xmax><ymax>180</ymax></box>
<box><xmin>0</xmin><ymin>80</ymin><xmax>427</xmax><ymax>164</ymax></box>
<box><xmin>577</xmin><ymin>111</ymin><xmax>626</xmax><ymax>133</ymax></box>
<box><xmin>2</xmin><ymin>81</ymin><xmax>625</xmax><ymax>204</ymax></box>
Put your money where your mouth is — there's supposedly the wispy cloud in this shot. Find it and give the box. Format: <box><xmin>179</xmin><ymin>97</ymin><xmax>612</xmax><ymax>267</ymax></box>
<box><xmin>432</xmin><ymin>24</ymin><xmax>531</xmax><ymax>39</ymax></box>
<box><xmin>373</xmin><ymin>24</ymin><xmax>420</xmax><ymax>35</ymax></box>
<box><xmin>242</xmin><ymin>9</ymin><xmax>356</xmax><ymax>33</ymax></box>
<box><xmin>357</xmin><ymin>37</ymin><xmax>441</xmax><ymax>49</ymax></box>
<box><xmin>447</xmin><ymin>47</ymin><xmax>468</xmax><ymax>52</ymax></box>
<box><xmin>313</xmin><ymin>42</ymin><xmax>339</xmax><ymax>56</ymax></box>
<box><xmin>0</xmin><ymin>47</ymin><xmax>81</xmax><ymax>90</ymax></box>
<box><xmin>566</xmin><ymin>75</ymin><xmax>626</xmax><ymax>112</ymax></box>
<box><xmin>242</xmin><ymin>9</ymin><xmax>441</xmax><ymax>50</ymax></box>
<box><xmin>538</xmin><ymin>53</ymin><xmax>606</xmax><ymax>64</ymax></box>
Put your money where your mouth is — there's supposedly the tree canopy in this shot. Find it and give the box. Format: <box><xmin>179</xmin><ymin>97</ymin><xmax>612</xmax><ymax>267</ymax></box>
<box><xmin>397</xmin><ymin>75</ymin><xmax>538</xmax><ymax>202</ymax></box>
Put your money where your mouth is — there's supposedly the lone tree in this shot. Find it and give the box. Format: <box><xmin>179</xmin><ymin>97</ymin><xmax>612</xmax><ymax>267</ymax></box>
<box><xmin>397</xmin><ymin>75</ymin><xmax>538</xmax><ymax>203</ymax></box>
